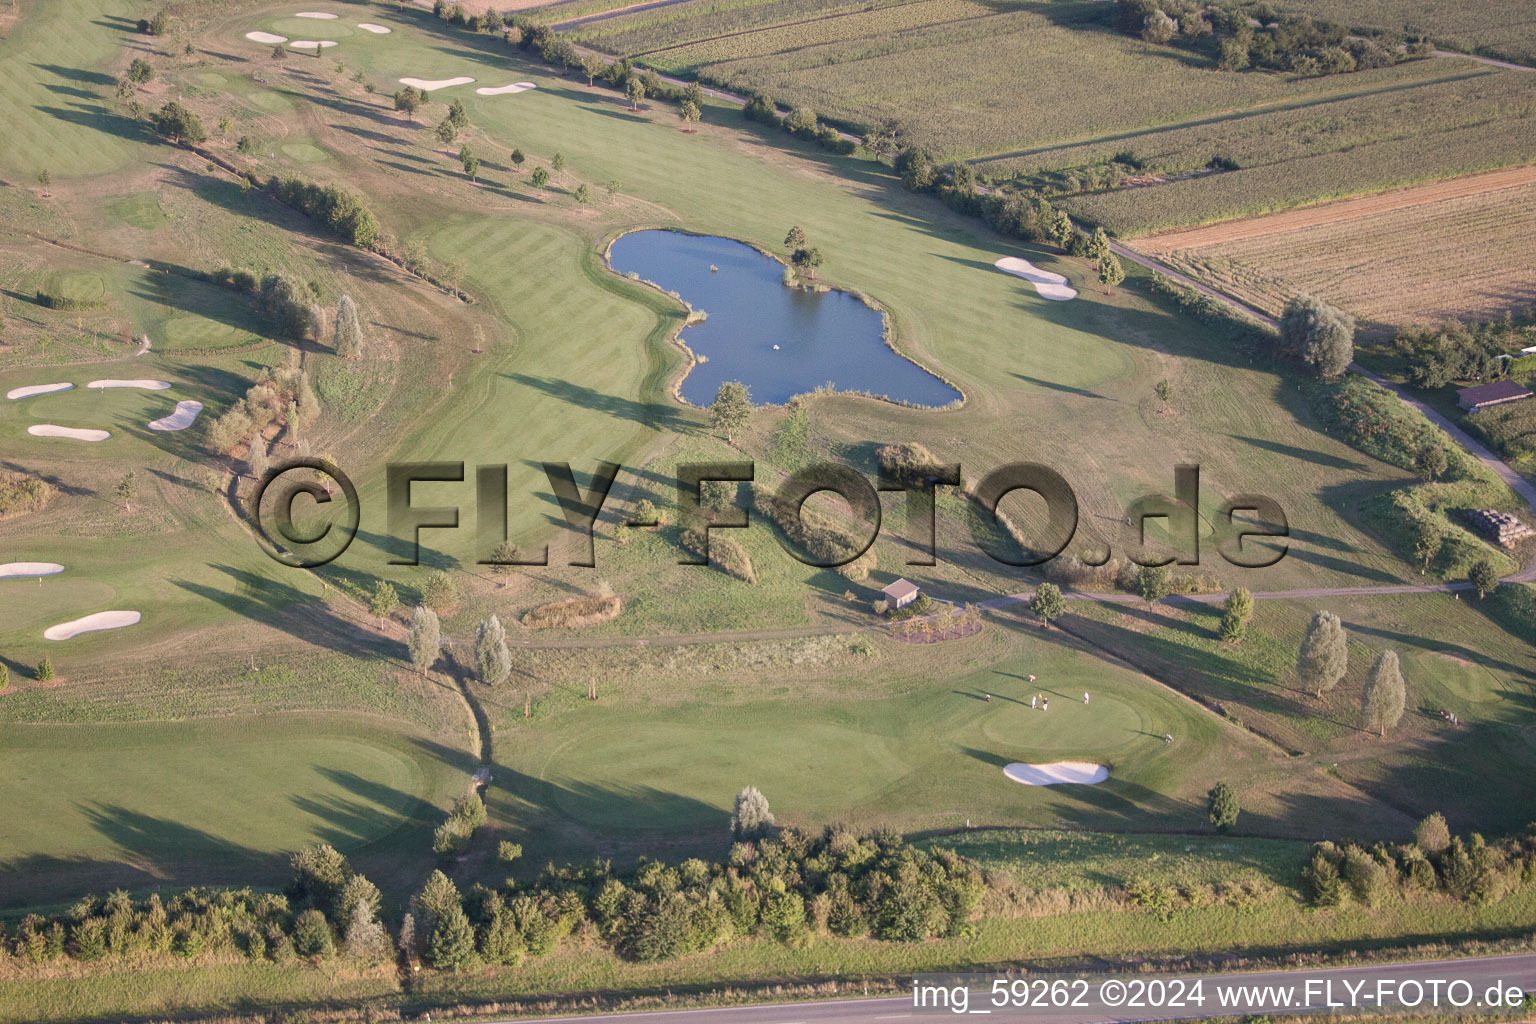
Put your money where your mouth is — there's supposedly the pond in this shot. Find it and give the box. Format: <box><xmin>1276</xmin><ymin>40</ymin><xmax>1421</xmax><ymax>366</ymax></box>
<box><xmin>608</xmin><ymin>230</ymin><xmax>961</xmax><ymax>407</ymax></box>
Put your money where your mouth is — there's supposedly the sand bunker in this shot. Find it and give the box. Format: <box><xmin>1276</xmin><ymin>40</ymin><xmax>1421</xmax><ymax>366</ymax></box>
<box><xmin>148</xmin><ymin>400</ymin><xmax>205</xmax><ymax>432</ymax></box>
<box><xmin>1003</xmin><ymin>761</ymin><xmax>1109</xmax><ymax>786</ymax></box>
<box><xmin>290</xmin><ymin>39</ymin><xmax>339</xmax><ymax>49</ymax></box>
<box><xmin>44</xmin><ymin>611</ymin><xmax>142</xmax><ymax>641</ymax></box>
<box><xmin>357</xmin><ymin>23</ymin><xmax>391</xmax><ymax>33</ymax></box>
<box><xmin>400</xmin><ymin>76</ymin><xmax>475</xmax><ymax>91</ymax></box>
<box><xmin>7</xmin><ymin>383</ymin><xmax>73</xmax><ymax>400</ymax></box>
<box><xmin>245</xmin><ymin>30</ymin><xmax>288</xmax><ymax>43</ymax></box>
<box><xmin>994</xmin><ymin>257</ymin><xmax>1078</xmax><ymax>301</ymax></box>
<box><xmin>477</xmin><ymin>82</ymin><xmax>537</xmax><ymax>95</ymax></box>
<box><xmin>27</xmin><ymin>425</ymin><xmax>110</xmax><ymax>441</ymax></box>
<box><xmin>88</xmin><ymin>379</ymin><xmax>171</xmax><ymax>390</ymax></box>
<box><xmin>295</xmin><ymin>11</ymin><xmax>338</xmax><ymax>17</ymax></box>
<box><xmin>0</xmin><ymin>562</ymin><xmax>64</xmax><ymax>579</ymax></box>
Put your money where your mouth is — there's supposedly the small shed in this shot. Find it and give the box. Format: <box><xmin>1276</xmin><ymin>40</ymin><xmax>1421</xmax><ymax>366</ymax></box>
<box><xmin>1457</xmin><ymin>380</ymin><xmax>1532</xmax><ymax>412</ymax></box>
<box><xmin>881</xmin><ymin>578</ymin><xmax>921</xmax><ymax>609</ymax></box>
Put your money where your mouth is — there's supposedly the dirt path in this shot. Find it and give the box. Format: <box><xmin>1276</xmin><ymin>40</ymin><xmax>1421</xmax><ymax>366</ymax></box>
<box><xmin>1133</xmin><ymin>164</ymin><xmax>1536</xmax><ymax>252</ymax></box>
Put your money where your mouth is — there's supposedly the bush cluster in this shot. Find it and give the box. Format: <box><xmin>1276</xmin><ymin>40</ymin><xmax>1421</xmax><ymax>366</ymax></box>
<box><xmin>743</xmin><ymin>93</ymin><xmax>858</xmax><ymax>155</ymax></box>
<box><xmin>1394</xmin><ymin>320</ymin><xmax>1534</xmax><ymax>390</ymax></box>
<box><xmin>678</xmin><ymin>526</ymin><xmax>756</xmax><ymax>583</ymax></box>
<box><xmin>433</xmin><ymin>793</ymin><xmax>487</xmax><ymax>858</ymax></box>
<box><xmin>1303</xmin><ymin>821</ymin><xmax>1536</xmax><ymax>908</ymax></box>
<box><xmin>34</xmin><ymin>290</ymin><xmax>106</xmax><ymax>311</ymax></box>
<box><xmin>752</xmin><ymin>484</ymin><xmax>864</xmax><ymax>567</ymax></box>
<box><xmin>0</xmin><ymin>470</ymin><xmax>56</xmax><ymax>518</ymax></box>
<box><xmin>265</xmin><ymin>176</ymin><xmax>381</xmax><ymax>249</ymax></box>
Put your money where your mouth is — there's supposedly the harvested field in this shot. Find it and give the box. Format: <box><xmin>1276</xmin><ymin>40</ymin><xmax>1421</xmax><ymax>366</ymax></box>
<box><xmin>1134</xmin><ymin>171</ymin><xmax>1536</xmax><ymax>326</ymax></box>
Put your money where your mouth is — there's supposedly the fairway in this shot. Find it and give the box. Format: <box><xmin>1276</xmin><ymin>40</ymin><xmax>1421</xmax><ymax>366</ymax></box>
<box><xmin>0</xmin><ymin>715</ymin><xmax>454</xmax><ymax>907</ymax></box>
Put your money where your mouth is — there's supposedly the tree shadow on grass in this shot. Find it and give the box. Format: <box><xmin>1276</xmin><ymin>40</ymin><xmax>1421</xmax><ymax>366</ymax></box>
<box><xmin>503</xmin><ymin>372</ymin><xmax>685</xmax><ymax>432</ymax></box>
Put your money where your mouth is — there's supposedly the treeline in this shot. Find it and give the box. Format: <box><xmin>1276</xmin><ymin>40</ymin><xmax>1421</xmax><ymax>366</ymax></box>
<box><xmin>743</xmin><ymin>93</ymin><xmax>859</xmax><ymax>156</ymax></box>
<box><xmin>1304</xmin><ymin>815</ymin><xmax>1536</xmax><ymax>908</ymax></box>
<box><xmin>264</xmin><ymin>176</ymin><xmax>381</xmax><ymax>250</ymax></box>
<box><xmin>0</xmin><ymin>846</ymin><xmax>391</xmax><ymax>967</ymax></box>
<box><xmin>410</xmin><ymin>825</ymin><xmax>983</xmax><ymax>970</ymax></box>
<box><xmin>1113</xmin><ymin>0</ymin><xmax>1429</xmax><ymax>76</ymax></box>
<box><xmin>1393</xmin><ymin>319</ymin><xmax>1536</xmax><ymax>389</ymax></box>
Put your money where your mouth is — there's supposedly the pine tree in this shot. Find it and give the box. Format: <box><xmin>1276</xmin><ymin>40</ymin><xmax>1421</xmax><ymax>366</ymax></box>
<box><xmin>408</xmin><ymin>605</ymin><xmax>440</xmax><ymax>676</ymax></box>
<box><xmin>427</xmin><ymin>904</ymin><xmax>476</xmax><ymax>970</ymax></box>
<box><xmin>1207</xmin><ymin>781</ymin><xmax>1239</xmax><ymax>832</ymax></box>
<box><xmin>1219</xmin><ymin>587</ymin><xmax>1253</xmax><ymax>643</ymax></box>
<box><xmin>1087</xmin><ymin>226</ymin><xmax>1111</xmax><ymax>264</ymax></box>
<box><xmin>474</xmin><ymin>615</ymin><xmax>511</xmax><ymax>686</ymax></box>
<box><xmin>333</xmin><ymin>294</ymin><xmax>364</xmax><ymax>359</ymax></box>
<box><xmin>1361</xmin><ymin>649</ymin><xmax>1406</xmax><ymax>737</ymax></box>
<box><xmin>1296</xmin><ymin>610</ymin><xmax>1348</xmax><ymax>697</ymax></box>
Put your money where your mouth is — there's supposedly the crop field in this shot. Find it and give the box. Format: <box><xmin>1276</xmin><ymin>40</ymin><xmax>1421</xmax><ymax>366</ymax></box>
<box><xmin>567</xmin><ymin>0</ymin><xmax>1478</xmax><ymax>159</ymax></box>
<box><xmin>1131</xmin><ymin>172</ymin><xmax>1536</xmax><ymax>325</ymax></box>
<box><xmin>1271</xmin><ymin>0</ymin><xmax>1536</xmax><ymax>66</ymax></box>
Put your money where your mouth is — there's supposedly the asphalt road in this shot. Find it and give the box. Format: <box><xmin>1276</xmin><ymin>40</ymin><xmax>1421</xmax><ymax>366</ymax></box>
<box><xmin>499</xmin><ymin>954</ymin><xmax>1536</xmax><ymax>1024</ymax></box>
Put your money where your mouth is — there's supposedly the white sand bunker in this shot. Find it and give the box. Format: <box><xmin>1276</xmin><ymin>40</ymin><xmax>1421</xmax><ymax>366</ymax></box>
<box><xmin>294</xmin><ymin>11</ymin><xmax>338</xmax><ymax>18</ymax></box>
<box><xmin>1004</xmin><ymin>761</ymin><xmax>1109</xmax><ymax>786</ymax></box>
<box><xmin>477</xmin><ymin>82</ymin><xmax>537</xmax><ymax>95</ymax></box>
<box><xmin>148</xmin><ymin>400</ymin><xmax>204</xmax><ymax>432</ymax></box>
<box><xmin>44</xmin><ymin>611</ymin><xmax>142</xmax><ymax>641</ymax></box>
<box><xmin>0</xmin><ymin>563</ymin><xmax>64</xmax><ymax>579</ymax></box>
<box><xmin>357</xmin><ymin>23</ymin><xmax>391</xmax><ymax>34</ymax></box>
<box><xmin>290</xmin><ymin>40</ymin><xmax>339</xmax><ymax>49</ymax></box>
<box><xmin>7</xmin><ymin>382</ymin><xmax>74</xmax><ymax>400</ymax></box>
<box><xmin>88</xmin><ymin>379</ymin><xmax>171</xmax><ymax>390</ymax></box>
<box><xmin>28</xmin><ymin>425</ymin><xmax>110</xmax><ymax>441</ymax></box>
<box><xmin>245</xmin><ymin>30</ymin><xmax>288</xmax><ymax>44</ymax></box>
<box><xmin>994</xmin><ymin>257</ymin><xmax>1078</xmax><ymax>301</ymax></box>
<box><xmin>400</xmin><ymin>76</ymin><xmax>475</xmax><ymax>91</ymax></box>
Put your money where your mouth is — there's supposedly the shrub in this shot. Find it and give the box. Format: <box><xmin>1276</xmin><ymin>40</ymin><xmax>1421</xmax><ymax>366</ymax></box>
<box><xmin>521</xmin><ymin>591</ymin><xmax>623</xmax><ymax>629</ymax></box>
<box><xmin>0</xmin><ymin>471</ymin><xmax>55</xmax><ymax>519</ymax></box>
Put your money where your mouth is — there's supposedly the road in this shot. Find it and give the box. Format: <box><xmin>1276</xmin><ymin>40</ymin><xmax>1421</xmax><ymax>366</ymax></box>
<box><xmin>499</xmin><ymin>953</ymin><xmax>1536</xmax><ymax>1024</ymax></box>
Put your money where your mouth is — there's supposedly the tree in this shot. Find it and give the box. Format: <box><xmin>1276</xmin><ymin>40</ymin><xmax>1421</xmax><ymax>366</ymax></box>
<box><xmin>127</xmin><ymin>58</ymin><xmax>155</xmax><ymax>84</ymax></box>
<box><xmin>246</xmin><ymin>436</ymin><xmax>269</xmax><ymax>480</ymax></box>
<box><xmin>420</xmin><ymin>569</ymin><xmax>459</xmax><ymax>610</ymax></box>
<box><xmin>342</xmin><ymin>899</ymin><xmax>392</xmax><ymax>964</ymax></box>
<box><xmin>1219</xmin><ymin>587</ymin><xmax>1254</xmax><ymax>643</ymax></box>
<box><xmin>1361</xmin><ymin>649</ymin><xmax>1406</xmax><ymax>737</ymax></box>
<box><xmin>150</xmin><ymin>101</ymin><xmax>206</xmax><ymax>144</ymax></box>
<box><xmin>461</xmin><ymin>151</ymin><xmax>480</xmax><ymax>182</ymax></box>
<box><xmin>1029</xmin><ymin>582</ymin><xmax>1065</xmax><ymax>628</ymax></box>
<box><xmin>393</xmin><ymin>87</ymin><xmax>424</xmax><ymax>121</ymax></box>
<box><xmin>791</xmin><ymin>247</ymin><xmax>824</xmax><ymax>280</ymax></box>
<box><xmin>730</xmin><ymin>785</ymin><xmax>774</xmax><ymax>840</ymax></box>
<box><xmin>115</xmin><ymin>470</ymin><xmax>138</xmax><ymax>512</ymax></box>
<box><xmin>510</xmin><ymin>147</ymin><xmax>525</xmax><ymax>168</ymax></box>
<box><xmin>1468</xmin><ymin>558</ymin><xmax>1499</xmax><ymax>599</ymax></box>
<box><xmin>1049</xmin><ymin>209</ymin><xmax>1074</xmax><ymax>248</ymax></box>
<box><xmin>530</xmin><ymin>166</ymin><xmax>550</xmax><ymax>189</ymax></box>
<box><xmin>217</xmin><ymin>114</ymin><xmax>231</xmax><ymax>137</ymax></box>
<box><xmin>710</xmin><ymin>380</ymin><xmax>752</xmax><ymax>442</ymax></box>
<box><xmin>1142</xmin><ymin>8</ymin><xmax>1177</xmax><ymax>43</ymax></box>
<box><xmin>1086</xmin><ymin>227</ymin><xmax>1111</xmax><ymax>264</ymax></box>
<box><xmin>435</xmin><ymin>116</ymin><xmax>458</xmax><ymax>144</ymax></box>
<box><xmin>293</xmin><ymin>908</ymin><xmax>335</xmax><ymax>958</ymax></box>
<box><xmin>551</xmin><ymin>153</ymin><xmax>567</xmax><ymax>175</ymax></box>
<box><xmin>427</xmin><ymin>904</ymin><xmax>476</xmax><ymax>970</ymax></box>
<box><xmin>1155</xmin><ymin>378</ymin><xmax>1173</xmax><ymax>404</ymax></box>
<box><xmin>1279</xmin><ymin>294</ymin><xmax>1354</xmax><ymax>378</ymax></box>
<box><xmin>36</xmin><ymin>657</ymin><xmax>54</xmax><ymax>682</ymax></box>
<box><xmin>1098</xmin><ymin>252</ymin><xmax>1125</xmax><ymax>290</ymax></box>
<box><xmin>1296</xmin><ymin>610</ymin><xmax>1348</xmax><ymax>697</ymax></box>
<box><xmin>368</xmin><ymin>580</ymin><xmax>398</xmax><ymax>626</ymax></box>
<box><xmin>272</xmin><ymin>43</ymin><xmax>287</xmax><ymax>59</ymax></box>
<box><xmin>578</xmin><ymin>52</ymin><xmax>605</xmax><ymax>86</ymax></box>
<box><xmin>679</xmin><ymin>99</ymin><xmax>701</xmax><ymax>122</ymax></box>
<box><xmin>334</xmin><ymin>294</ymin><xmax>363</xmax><ymax>358</ymax></box>
<box><xmin>1413</xmin><ymin>444</ymin><xmax>1448</xmax><ymax>482</ymax></box>
<box><xmin>1414</xmin><ymin>812</ymin><xmax>1451</xmax><ymax>856</ymax></box>
<box><xmin>474</xmin><ymin>615</ymin><xmax>512</xmax><ymax>686</ymax></box>
<box><xmin>1413</xmin><ymin>519</ymin><xmax>1442</xmax><ymax>571</ymax></box>
<box><xmin>1218</xmin><ymin>35</ymin><xmax>1250</xmax><ymax>71</ymax></box>
<box><xmin>784</xmin><ymin>225</ymin><xmax>807</xmax><ymax>251</ymax></box>
<box><xmin>625</xmin><ymin>75</ymin><xmax>645</xmax><ymax>110</ymax></box>
<box><xmin>1207</xmin><ymin>781</ymin><xmax>1239</xmax><ymax>832</ymax></box>
<box><xmin>447</xmin><ymin>97</ymin><xmax>468</xmax><ymax>129</ymax></box>
<box><xmin>408</xmin><ymin>605</ymin><xmax>440</xmax><ymax>676</ymax></box>
<box><xmin>1136</xmin><ymin>564</ymin><xmax>1170</xmax><ymax>605</ymax></box>
<box><xmin>574</xmin><ymin>182</ymin><xmax>592</xmax><ymax>204</ymax></box>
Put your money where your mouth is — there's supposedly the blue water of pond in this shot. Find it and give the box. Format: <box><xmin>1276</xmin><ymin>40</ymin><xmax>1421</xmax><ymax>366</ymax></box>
<box><xmin>608</xmin><ymin>230</ymin><xmax>961</xmax><ymax>407</ymax></box>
